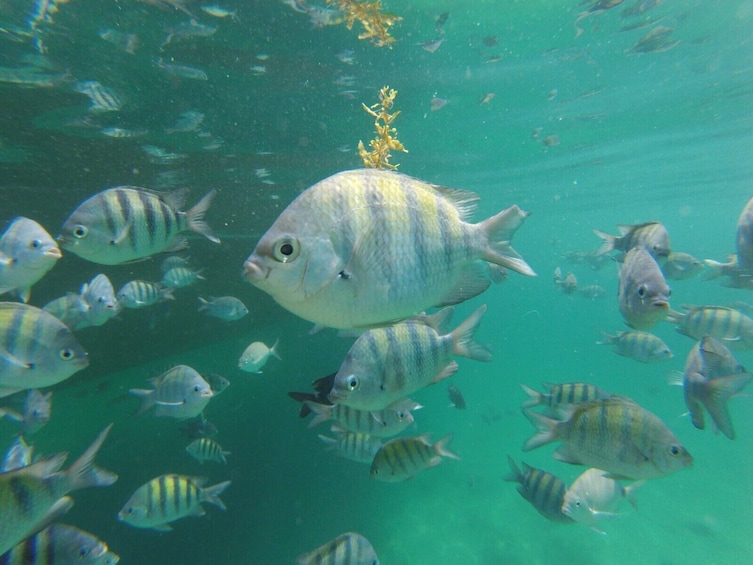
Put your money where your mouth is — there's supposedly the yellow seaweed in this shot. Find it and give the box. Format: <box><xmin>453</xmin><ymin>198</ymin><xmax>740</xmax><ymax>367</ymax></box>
<box><xmin>327</xmin><ymin>0</ymin><xmax>402</xmax><ymax>48</ymax></box>
<box><xmin>358</xmin><ymin>86</ymin><xmax>408</xmax><ymax>170</ymax></box>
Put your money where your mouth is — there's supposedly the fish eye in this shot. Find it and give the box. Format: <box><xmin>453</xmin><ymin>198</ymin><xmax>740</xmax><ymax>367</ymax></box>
<box><xmin>575</xmin><ymin>500</ymin><xmax>581</xmax><ymax>507</ymax></box>
<box><xmin>193</xmin><ymin>385</ymin><xmax>201</xmax><ymax>392</ymax></box>
<box><xmin>272</xmin><ymin>237</ymin><xmax>300</xmax><ymax>263</ymax></box>
<box><xmin>669</xmin><ymin>444</ymin><xmax>682</xmax><ymax>457</ymax></box>
<box><xmin>72</xmin><ymin>225</ymin><xmax>88</xmax><ymax>239</ymax></box>
<box><xmin>637</xmin><ymin>285</ymin><xmax>647</xmax><ymax>297</ymax></box>
<box><xmin>347</xmin><ymin>375</ymin><xmax>359</xmax><ymax>390</ymax></box>
<box><xmin>59</xmin><ymin>348</ymin><xmax>75</xmax><ymax>360</ymax></box>
<box><xmin>31</xmin><ymin>239</ymin><xmax>42</xmax><ymax>249</ymax></box>
<box><xmin>78</xmin><ymin>546</ymin><xmax>89</xmax><ymax>557</ymax></box>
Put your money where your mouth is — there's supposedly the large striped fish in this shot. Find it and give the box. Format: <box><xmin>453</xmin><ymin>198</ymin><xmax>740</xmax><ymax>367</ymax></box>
<box><xmin>296</xmin><ymin>532</ymin><xmax>379</xmax><ymax>565</ymax></box>
<box><xmin>0</xmin><ymin>523</ymin><xmax>120</xmax><ymax>565</ymax></box>
<box><xmin>370</xmin><ymin>433</ymin><xmax>459</xmax><ymax>482</ymax></box>
<box><xmin>666</xmin><ymin>304</ymin><xmax>753</xmax><ymax>349</ymax></box>
<box><xmin>0</xmin><ymin>302</ymin><xmax>89</xmax><ymax>398</ymax></box>
<box><xmin>58</xmin><ymin>187</ymin><xmax>219</xmax><ymax>265</ymax></box>
<box><xmin>117</xmin><ymin>474</ymin><xmax>230</xmax><ymax>531</ymax></box>
<box><xmin>243</xmin><ymin>168</ymin><xmax>535</xmax><ymax>329</ymax></box>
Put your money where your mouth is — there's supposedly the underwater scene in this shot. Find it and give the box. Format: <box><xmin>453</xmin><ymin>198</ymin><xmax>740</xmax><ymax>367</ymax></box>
<box><xmin>1</xmin><ymin>0</ymin><xmax>753</xmax><ymax>563</ymax></box>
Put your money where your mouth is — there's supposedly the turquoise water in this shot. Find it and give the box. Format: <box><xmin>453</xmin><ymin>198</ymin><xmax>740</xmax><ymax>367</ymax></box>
<box><xmin>2</xmin><ymin>0</ymin><xmax>753</xmax><ymax>563</ymax></box>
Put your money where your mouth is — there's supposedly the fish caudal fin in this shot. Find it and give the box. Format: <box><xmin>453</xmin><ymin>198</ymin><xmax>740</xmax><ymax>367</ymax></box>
<box><xmin>596</xmin><ymin>330</ymin><xmax>617</xmax><ymax>346</ymax></box>
<box><xmin>303</xmin><ymin>401</ymin><xmax>333</xmax><ymax>428</ymax></box>
<box><xmin>186</xmin><ymin>190</ymin><xmax>220</xmax><ymax>244</ymax></box>
<box><xmin>201</xmin><ymin>480</ymin><xmax>231</xmax><ymax>510</ymax></box>
<box><xmin>451</xmin><ymin>304</ymin><xmax>492</xmax><ymax>362</ymax></box>
<box><xmin>592</xmin><ymin>229</ymin><xmax>617</xmax><ymax>256</ymax></box>
<box><xmin>64</xmin><ymin>424</ymin><xmax>118</xmax><ymax>492</ymax></box>
<box><xmin>700</xmin><ymin>372</ymin><xmax>753</xmax><ymax>439</ymax></box>
<box><xmin>519</xmin><ymin>384</ymin><xmax>544</xmax><ymax>409</ymax></box>
<box><xmin>433</xmin><ymin>433</ymin><xmax>460</xmax><ymax>461</ymax></box>
<box><xmin>129</xmin><ymin>388</ymin><xmax>156</xmax><ymax>416</ymax></box>
<box><xmin>503</xmin><ymin>455</ymin><xmax>523</xmax><ymax>483</ymax></box>
<box><xmin>480</xmin><ymin>205</ymin><xmax>536</xmax><ymax>277</ymax></box>
<box><xmin>521</xmin><ymin>409</ymin><xmax>558</xmax><ymax>451</ymax></box>
<box><xmin>269</xmin><ymin>338</ymin><xmax>282</xmax><ymax>361</ymax></box>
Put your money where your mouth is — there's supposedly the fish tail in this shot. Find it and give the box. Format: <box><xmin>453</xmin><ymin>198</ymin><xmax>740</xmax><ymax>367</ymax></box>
<box><xmin>595</xmin><ymin>330</ymin><xmax>617</xmax><ymax>345</ymax></box>
<box><xmin>185</xmin><ymin>190</ymin><xmax>220</xmax><ymax>244</ymax></box>
<box><xmin>664</xmin><ymin>309</ymin><xmax>683</xmax><ymax>325</ymax></box>
<box><xmin>201</xmin><ymin>480</ymin><xmax>231</xmax><ymax>510</ymax></box>
<box><xmin>519</xmin><ymin>384</ymin><xmax>544</xmax><ymax>409</ymax></box>
<box><xmin>592</xmin><ymin>229</ymin><xmax>616</xmax><ymax>256</ymax></box>
<box><xmin>433</xmin><ymin>433</ymin><xmax>460</xmax><ymax>460</ymax></box>
<box><xmin>700</xmin><ymin>372</ymin><xmax>753</xmax><ymax>439</ymax></box>
<box><xmin>624</xmin><ymin>480</ymin><xmax>645</xmax><ymax>511</ymax></box>
<box><xmin>197</xmin><ymin>297</ymin><xmax>209</xmax><ymax>311</ymax></box>
<box><xmin>63</xmin><ymin>424</ymin><xmax>118</xmax><ymax>492</ymax></box>
<box><xmin>701</xmin><ymin>259</ymin><xmax>725</xmax><ymax>280</ymax></box>
<box><xmin>479</xmin><ymin>205</ymin><xmax>536</xmax><ymax>277</ymax></box>
<box><xmin>521</xmin><ymin>408</ymin><xmax>558</xmax><ymax>451</ymax></box>
<box><xmin>303</xmin><ymin>401</ymin><xmax>332</xmax><ymax>428</ymax></box>
<box><xmin>269</xmin><ymin>338</ymin><xmax>282</xmax><ymax>361</ymax></box>
<box><xmin>318</xmin><ymin>434</ymin><xmax>337</xmax><ymax>451</ymax></box>
<box><xmin>503</xmin><ymin>455</ymin><xmax>523</xmax><ymax>483</ymax></box>
<box><xmin>129</xmin><ymin>388</ymin><xmax>155</xmax><ymax>415</ymax></box>
<box><xmin>451</xmin><ymin>304</ymin><xmax>492</xmax><ymax>362</ymax></box>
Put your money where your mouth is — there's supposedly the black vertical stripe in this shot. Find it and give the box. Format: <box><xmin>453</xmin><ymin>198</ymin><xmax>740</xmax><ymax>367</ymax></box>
<box><xmin>22</xmin><ymin>531</ymin><xmax>37</xmax><ymax>565</ymax></box>
<box><xmin>158</xmin><ymin>476</ymin><xmax>168</xmax><ymax>518</ymax></box>
<box><xmin>115</xmin><ymin>189</ymin><xmax>135</xmax><ymax>249</ymax></box>
<box><xmin>10</xmin><ymin>477</ymin><xmax>33</xmax><ymax>516</ymax></box>
<box><xmin>139</xmin><ymin>190</ymin><xmax>158</xmax><ymax>248</ymax></box>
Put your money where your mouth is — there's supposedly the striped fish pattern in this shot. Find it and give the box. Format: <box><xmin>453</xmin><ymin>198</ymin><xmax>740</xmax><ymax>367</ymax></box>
<box><xmin>504</xmin><ymin>456</ymin><xmax>572</xmax><ymax>523</ymax></box>
<box><xmin>593</xmin><ymin>221</ymin><xmax>670</xmax><ymax>259</ymax></box>
<box><xmin>520</xmin><ymin>382</ymin><xmax>613</xmax><ymax>418</ymax></box>
<box><xmin>186</xmin><ymin>437</ymin><xmax>230</xmax><ymax>464</ymax></box>
<box><xmin>59</xmin><ymin>187</ymin><xmax>219</xmax><ymax>265</ymax></box>
<box><xmin>330</xmin><ymin>306</ymin><xmax>491</xmax><ymax>411</ymax></box>
<box><xmin>244</xmin><ymin>168</ymin><xmax>535</xmax><ymax>330</ymax></box>
<box><xmin>304</xmin><ymin>399</ymin><xmax>419</xmax><ymax>438</ymax></box>
<box><xmin>597</xmin><ymin>330</ymin><xmax>673</xmax><ymax>363</ymax></box>
<box><xmin>522</xmin><ymin>398</ymin><xmax>693</xmax><ymax>480</ymax></box>
<box><xmin>0</xmin><ymin>302</ymin><xmax>89</xmax><ymax>397</ymax></box>
<box><xmin>72</xmin><ymin>80</ymin><xmax>124</xmax><ymax>112</ymax></box>
<box><xmin>116</xmin><ymin>280</ymin><xmax>172</xmax><ymax>308</ymax></box>
<box><xmin>117</xmin><ymin>474</ymin><xmax>231</xmax><ymax>531</ymax></box>
<box><xmin>129</xmin><ymin>365</ymin><xmax>213</xmax><ymax>419</ymax></box>
<box><xmin>0</xmin><ymin>523</ymin><xmax>119</xmax><ymax>565</ymax></box>
<box><xmin>666</xmin><ymin>305</ymin><xmax>753</xmax><ymax>349</ymax></box>
<box><xmin>318</xmin><ymin>428</ymin><xmax>383</xmax><ymax>464</ymax></box>
<box><xmin>370</xmin><ymin>433</ymin><xmax>459</xmax><ymax>482</ymax></box>
<box><xmin>296</xmin><ymin>532</ymin><xmax>379</xmax><ymax>565</ymax></box>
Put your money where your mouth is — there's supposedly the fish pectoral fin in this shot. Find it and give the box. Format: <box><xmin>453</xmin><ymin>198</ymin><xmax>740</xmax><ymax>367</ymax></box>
<box><xmin>0</xmin><ymin>347</ymin><xmax>33</xmax><ymax>369</ymax></box>
<box><xmin>551</xmin><ymin>444</ymin><xmax>580</xmax><ymax>464</ymax></box>
<box><xmin>154</xmin><ymin>400</ymin><xmax>185</xmax><ymax>406</ymax></box>
<box><xmin>188</xmin><ymin>505</ymin><xmax>206</xmax><ymax>517</ymax></box>
<box><xmin>432</xmin><ymin>361</ymin><xmax>459</xmax><ymax>384</ymax></box>
<box><xmin>151</xmin><ymin>523</ymin><xmax>173</xmax><ymax>532</ymax></box>
<box><xmin>0</xmin><ymin>407</ymin><xmax>23</xmax><ymax>422</ymax></box>
<box><xmin>111</xmin><ymin>213</ymin><xmax>134</xmax><ymax>245</ymax></box>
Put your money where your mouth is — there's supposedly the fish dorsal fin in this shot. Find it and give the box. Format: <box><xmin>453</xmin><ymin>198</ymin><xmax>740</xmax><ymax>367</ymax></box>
<box><xmin>162</xmin><ymin>188</ymin><xmax>190</xmax><ymax>211</ymax></box>
<box><xmin>410</xmin><ymin>307</ymin><xmax>454</xmax><ymax>333</ymax></box>
<box><xmin>425</xmin><ymin>183</ymin><xmax>480</xmax><ymax>222</ymax></box>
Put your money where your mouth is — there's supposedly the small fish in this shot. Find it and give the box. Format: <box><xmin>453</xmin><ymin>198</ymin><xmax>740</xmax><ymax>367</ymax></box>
<box><xmin>72</xmin><ymin>81</ymin><xmax>124</xmax><ymax>112</ymax></box>
<box><xmin>118</xmin><ymin>474</ymin><xmax>230</xmax><ymax>531</ymax></box>
<box><xmin>666</xmin><ymin>305</ymin><xmax>753</xmax><ymax>349</ymax></box>
<box><xmin>578</xmin><ymin>284</ymin><xmax>607</xmax><ymax>299</ymax></box>
<box><xmin>296</xmin><ymin>532</ymin><xmax>379</xmax><ymax>565</ymax></box>
<box><xmin>0</xmin><ymin>217</ymin><xmax>61</xmax><ymax>303</ymax></box>
<box><xmin>430</xmin><ymin>96</ymin><xmax>448</xmax><ymax>111</ymax></box>
<box><xmin>435</xmin><ymin>12</ymin><xmax>449</xmax><ymax>34</ymax></box>
<box><xmin>564</xmin><ymin>250</ymin><xmax>610</xmax><ymax>270</ymax></box>
<box><xmin>162</xmin><ymin>266</ymin><xmax>204</xmax><ymax>288</ymax></box>
<box><xmin>205</xmin><ymin>373</ymin><xmax>230</xmax><ymax>396</ymax></box>
<box><xmin>597</xmin><ymin>330</ymin><xmax>673</xmax><ymax>363</ymax></box>
<box><xmin>100</xmin><ymin>127</ymin><xmax>148</xmax><ymax>138</ymax></box>
<box><xmin>59</xmin><ymin>187</ymin><xmax>219</xmax><ymax>265</ymax></box>
<box><xmin>161</xmin><ymin>19</ymin><xmax>217</xmax><ymax>49</ymax></box>
<box><xmin>0</xmin><ymin>303</ymin><xmax>89</xmax><ymax>398</ymax></box>
<box><xmin>335</xmin><ymin>48</ymin><xmax>356</xmax><ymax>65</ymax></box>
<box><xmin>0</xmin><ymin>389</ymin><xmax>52</xmax><ymax>435</ymax></box>
<box><xmin>627</xmin><ymin>25</ymin><xmax>679</xmax><ymax>54</ymax></box>
<box><xmin>140</xmin><ymin>145</ymin><xmax>186</xmax><ymax>164</ymax></box>
<box><xmin>303</xmin><ymin>398</ymin><xmax>419</xmax><ymax>438</ymax></box>
<box><xmin>288</xmin><ymin>373</ymin><xmax>336</xmax><ymax>418</ymax></box>
<box><xmin>1</xmin><ymin>436</ymin><xmax>34</xmax><ymax>472</ymax></box>
<box><xmin>618</xmin><ymin>246</ymin><xmax>671</xmax><ymax>330</ymax></box>
<box><xmin>165</xmin><ymin>110</ymin><xmax>204</xmax><ymax>134</ymax></box>
<box><xmin>592</xmin><ymin>221</ymin><xmax>670</xmax><ymax>259</ymax></box>
<box><xmin>318</xmin><ymin>428</ymin><xmax>383</xmax><ymax>464</ymax></box>
<box><xmin>161</xmin><ymin>254</ymin><xmax>190</xmax><ymax>272</ymax></box>
<box><xmin>2</xmin><ymin>523</ymin><xmax>120</xmax><ymax>565</ymax></box>
<box><xmin>329</xmin><ymin>306</ymin><xmax>491</xmax><ymax>412</ymax></box>
<box><xmin>42</xmin><ymin>293</ymin><xmax>89</xmax><ymax>330</ymax></box>
<box><xmin>370</xmin><ymin>433</ymin><xmax>459</xmax><ymax>482</ymax></box>
<box><xmin>200</xmin><ymin>4</ymin><xmax>240</xmax><ymax>21</ymax></box>
<box><xmin>179</xmin><ymin>418</ymin><xmax>219</xmax><ymax>441</ymax></box>
<box><xmin>198</xmin><ymin>296</ymin><xmax>248</xmax><ymax>321</ymax></box>
<box><xmin>520</xmin><ymin>382</ymin><xmax>613</xmax><ymax>418</ymax></box>
<box><xmin>243</xmin><ymin>168</ymin><xmax>535</xmax><ymax>330</ymax></box>
<box><xmin>553</xmin><ymin>267</ymin><xmax>578</xmax><ymax>294</ymax></box>
<box><xmin>421</xmin><ymin>38</ymin><xmax>444</xmax><ymax>53</ymax></box>
<box><xmin>117</xmin><ymin>280</ymin><xmax>173</xmax><ymax>308</ymax></box>
<box><xmin>99</xmin><ymin>27</ymin><xmax>139</xmax><ymax>54</ymax></box>
<box><xmin>504</xmin><ymin>456</ymin><xmax>572</xmax><ymax>523</ymax></box>
<box><xmin>80</xmin><ymin>274</ymin><xmax>120</xmax><ymax>327</ymax></box>
<box><xmin>522</xmin><ymin>397</ymin><xmax>693</xmax><ymax>480</ymax></box>
<box><xmin>186</xmin><ymin>437</ymin><xmax>230</xmax><ymax>464</ymax></box>
<box><xmin>129</xmin><ymin>365</ymin><xmax>213</xmax><ymax>419</ymax></box>
<box><xmin>681</xmin><ymin>336</ymin><xmax>753</xmax><ymax>439</ymax></box>
<box><xmin>663</xmin><ymin>252</ymin><xmax>704</xmax><ymax>280</ymax></box>
<box><xmin>561</xmin><ymin>468</ymin><xmax>642</xmax><ymax>532</ymax></box>
<box><xmin>447</xmin><ymin>384</ymin><xmax>466</xmax><ymax>409</ymax></box>
<box><xmin>479</xmin><ymin>92</ymin><xmax>495</xmax><ymax>104</ymax></box>
<box><xmin>0</xmin><ymin>425</ymin><xmax>117</xmax><ymax>555</ymax></box>
<box><xmin>154</xmin><ymin>57</ymin><xmax>208</xmax><ymax>81</ymax></box>
<box><xmin>238</xmin><ymin>339</ymin><xmax>280</xmax><ymax>373</ymax></box>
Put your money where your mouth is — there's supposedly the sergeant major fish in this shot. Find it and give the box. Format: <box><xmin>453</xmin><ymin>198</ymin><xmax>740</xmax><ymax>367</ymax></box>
<box><xmin>504</xmin><ymin>456</ymin><xmax>572</xmax><ymax>523</ymax></box>
<box><xmin>198</xmin><ymin>296</ymin><xmax>248</xmax><ymax>321</ymax></box>
<box><xmin>666</xmin><ymin>305</ymin><xmax>753</xmax><ymax>349</ymax></box>
<box><xmin>0</xmin><ymin>389</ymin><xmax>52</xmax><ymax>434</ymax></box>
<box><xmin>186</xmin><ymin>437</ymin><xmax>230</xmax><ymax>464</ymax></box>
<box><xmin>1</xmin><ymin>523</ymin><xmax>120</xmax><ymax>565</ymax></box>
<box><xmin>592</xmin><ymin>221</ymin><xmax>670</xmax><ymax>259</ymax></box>
<box><xmin>296</xmin><ymin>532</ymin><xmax>379</xmax><ymax>565</ymax></box>
<box><xmin>618</xmin><ymin>246</ymin><xmax>671</xmax><ymax>330</ymax></box>
<box><xmin>520</xmin><ymin>382</ymin><xmax>613</xmax><ymax>418</ymax></box>
<box><xmin>318</xmin><ymin>427</ymin><xmax>383</xmax><ymax>464</ymax></box>
<box><xmin>117</xmin><ymin>280</ymin><xmax>173</xmax><ymax>308</ymax></box>
<box><xmin>370</xmin><ymin>433</ymin><xmax>459</xmax><ymax>482</ymax></box>
<box><xmin>329</xmin><ymin>306</ymin><xmax>491</xmax><ymax>412</ymax></box>
<box><xmin>597</xmin><ymin>330</ymin><xmax>673</xmax><ymax>364</ymax></box>
<box><xmin>58</xmin><ymin>186</ymin><xmax>219</xmax><ymax>265</ymax></box>
<box><xmin>303</xmin><ymin>398</ymin><xmax>420</xmax><ymax>438</ymax></box>
<box><xmin>243</xmin><ymin>168</ymin><xmax>535</xmax><ymax>330</ymax></box>
<box><xmin>129</xmin><ymin>365</ymin><xmax>213</xmax><ymax>419</ymax></box>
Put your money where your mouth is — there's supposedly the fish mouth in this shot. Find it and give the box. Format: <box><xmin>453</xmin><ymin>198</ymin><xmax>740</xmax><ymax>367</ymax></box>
<box><xmin>45</xmin><ymin>247</ymin><xmax>63</xmax><ymax>259</ymax></box>
<box><xmin>652</xmin><ymin>299</ymin><xmax>670</xmax><ymax>309</ymax></box>
<box><xmin>328</xmin><ymin>390</ymin><xmax>342</xmax><ymax>403</ymax></box>
<box><xmin>243</xmin><ymin>257</ymin><xmax>268</xmax><ymax>283</ymax></box>
<box><xmin>201</xmin><ymin>389</ymin><xmax>214</xmax><ymax>398</ymax></box>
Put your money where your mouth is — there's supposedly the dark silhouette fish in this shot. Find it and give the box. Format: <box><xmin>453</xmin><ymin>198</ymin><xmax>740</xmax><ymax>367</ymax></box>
<box><xmin>448</xmin><ymin>384</ymin><xmax>467</xmax><ymax>409</ymax></box>
<box><xmin>288</xmin><ymin>373</ymin><xmax>336</xmax><ymax>418</ymax></box>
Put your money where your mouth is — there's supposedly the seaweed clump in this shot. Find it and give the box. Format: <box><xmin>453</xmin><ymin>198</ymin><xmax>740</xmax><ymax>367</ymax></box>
<box><xmin>358</xmin><ymin>86</ymin><xmax>407</xmax><ymax>170</ymax></box>
<box><xmin>327</xmin><ymin>0</ymin><xmax>402</xmax><ymax>48</ymax></box>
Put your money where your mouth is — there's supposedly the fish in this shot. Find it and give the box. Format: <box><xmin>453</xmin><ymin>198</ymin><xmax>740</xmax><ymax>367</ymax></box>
<box><xmin>129</xmin><ymin>365</ymin><xmax>213</xmax><ymax>419</ymax></box>
<box><xmin>197</xmin><ymin>296</ymin><xmax>248</xmax><ymax>321</ymax></box>
<box><xmin>303</xmin><ymin>398</ymin><xmax>420</xmax><ymax>438</ymax></box>
<box><xmin>447</xmin><ymin>384</ymin><xmax>467</xmax><ymax>409</ymax></box>
<box><xmin>243</xmin><ymin>168</ymin><xmax>535</xmax><ymax>330</ymax></box>
<box><xmin>58</xmin><ymin>186</ymin><xmax>219</xmax><ymax>265</ymax></box>
<box><xmin>421</xmin><ymin>38</ymin><xmax>444</xmax><ymax>53</ymax></box>
<box><xmin>205</xmin><ymin>373</ymin><xmax>230</xmax><ymax>396</ymax></box>
<box><xmin>335</xmin><ymin>49</ymin><xmax>356</xmax><ymax>65</ymax></box>
<box><xmin>435</xmin><ymin>11</ymin><xmax>449</xmax><ymax>34</ymax></box>
<box><xmin>80</xmin><ymin>274</ymin><xmax>120</xmax><ymax>327</ymax></box>
<box><xmin>504</xmin><ymin>456</ymin><xmax>573</xmax><ymax>523</ymax></box>
<box><xmin>153</xmin><ymin>57</ymin><xmax>208</xmax><ymax>81</ymax></box>
<box><xmin>627</xmin><ymin>25</ymin><xmax>679</xmax><ymax>54</ymax></box>
<box><xmin>578</xmin><ymin>284</ymin><xmax>607</xmax><ymax>299</ymax></box>
<box><xmin>592</xmin><ymin>221</ymin><xmax>670</xmax><ymax>259</ymax></box>
<box><xmin>160</xmin><ymin>255</ymin><xmax>190</xmax><ymax>272</ymax></box>
<box><xmin>1</xmin><ymin>436</ymin><xmax>34</xmax><ymax>472</ymax></box>
<box><xmin>72</xmin><ymin>81</ymin><xmax>124</xmax><ymax>112</ymax></box>
<box><xmin>186</xmin><ymin>437</ymin><xmax>230</xmax><ymax>464</ymax></box>
<box><xmin>99</xmin><ymin>27</ymin><xmax>139</xmax><ymax>54</ymax></box>
<box><xmin>681</xmin><ymin>336</ymin><xmax>753</xmax><ymax>439</ymax></box>
<box><xmin>165</xmin><ymin>110</ymin><xmax>204</xmax><ymax>134</ymax></box>
<box><xmin>42</xmin><ymin>293</ymin><xmax>89</xmax><ymax>330</ymax></box>
<box><xmin>618</xmin><ymin>246</ymin><xmax>671</xmax><ymax>330</ymax></box>
<box><xmin>597</xmin><ymin>330</ymin><xmax>673</xmax><ymax>363</ymax></box>
<box><xmin>162</xmin><ymin>267</ymin><xmax>204</xmax><ymax>288</ymax></box>
<box><xmin>663</xmin><ymin>252</ymin><xmax>704</xmax><ymax>280</ymax></box>
<box><xmin>0</xmin><ymin>303</ymin><xmax>89</xmax><ymax>398</ymax></box>
<box><xmin>296</xmin><ymin>532</ymin><xmax>379</xmax><ymax>565</ymax></box>
<box><xmin>666</xmin><ymin>305</ymin><xmax>753</xmax><ymax>349</ymax></box>
<box><xmin>520</xmin><ymin>382</ymin><xmax>613</xmax><ymax>418</ymax></box>
<box><xmin>0</xmin><ymin>389</ymin><xmax>52</xmax><ymax>435</ymax></box>
<box><xmin>0</xmin><ymin>424</ymin><xmax>117</xmax><ymax>555</ymax></box>
<box><xmin>161</xmin><ymin>19</ymin><xmax>217</xmax><ymax>49</ymax></box>
<box><xmin>553</xmin><ymin>267</ymin><xmax>578</xmax><ymax>294</ymax></box>
<box><xmin>318</xmin><ymin>427</ymin><xmax>383</xmax><ymax>464</ymax></box>
<box><xmin>329</xmin><ymin>306</ymin><xmax>491</xmax><ymax>412</ymax></box>
<box><xmin>430</xmin><ymin>96</ymin><xmax>448</xmax><ymax>111</ymax></box>
<box><xmin>288</xmin><ymin>373</ymin><xmax>336</xmax><ymax>418</ymax></box>
<box><xmin>117</xmin><ymin>280</ymin><xmax>173</xmax><ymax>308</ymax></box>
<box><xmin>117</xmin><ymin>474</ymin><xmax>230</xmax><ymax>532</ymax></box>
<box><xmin>0</xmin><ymin>217</ymin><xmax>61</xmax><ymax>303</ymax></box>
<box><xmin>238</xmin><ymin>340</ymin><xmax>280</xmax><ymax>373</ymax></box>
<box><xmin>522</xmin><ymin>397</ymin><xmax>693</xmax><ymax>480</ymax></box>
<box><xmin>1</xmin><ymin>523</ymin><xmax>120</xmax><ymax>565</ymax></box>
<box><xmin>200</xmin><ymin>4</ymin><xmax>240</xmax><ymax>21</ymax></box>
<box><xmin>561</xmin><ymin>468</ymin><xmax>642</xmax><ymax>532</ymax></box>
<box><xmin>370</xmin><ymin>433</ymin><xmax>459</xmax><ymax>482</ymax></box>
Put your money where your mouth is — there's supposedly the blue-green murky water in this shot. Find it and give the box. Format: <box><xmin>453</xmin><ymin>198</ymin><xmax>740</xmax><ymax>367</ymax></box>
<box><xmin>2</xmin><ymin>0</ymin><xmax>753</xmax><ymax>563</ymax></box>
